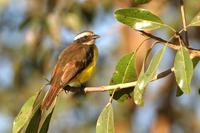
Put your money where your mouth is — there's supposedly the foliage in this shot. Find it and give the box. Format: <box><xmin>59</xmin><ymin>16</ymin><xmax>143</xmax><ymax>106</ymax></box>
<box><xmin>134</xmin><ymin>0</ymin><xmax>151</xmax><ymax>4</ymax></box>
<box><xmin>96</xmin><ymin>103</ymin><xmax>114</xmax><ymax>133</ymax></box>
<box><xmin>174</xmin><ymin>47</ymin><xmax>193</xmax><ymax>93</ymax></box>
<box><xmin>133</xmin><ymin>46</ymin><xmax>167</xmax><ymax>105</ymax></box>
<box><xmin>13</xmin><ymin>86</ymin><xmax>55</xmax><ymax>133</ymax></box>
<box><xmin>109</xmin><ymin>52</ymin><xmax>137</xmax><ymax>102</ymax></box>
<box><xmin>13</xmin><ymin>1</ymin><xmax>200</xmax><ymax>133</ymax></box>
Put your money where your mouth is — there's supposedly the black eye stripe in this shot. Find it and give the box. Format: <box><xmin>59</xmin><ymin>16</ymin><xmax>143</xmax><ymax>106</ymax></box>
<box><xmin>81</xmin><ymin>36</ymin><xmax>90</xmax><ymax>41</ymax></box>
<box><xmin>84</xmin><ymin>36</ymin><xmax>88</xmax><ymax>39</ymax></box>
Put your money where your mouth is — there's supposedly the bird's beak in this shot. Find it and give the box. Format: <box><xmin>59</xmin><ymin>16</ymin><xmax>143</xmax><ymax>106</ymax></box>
<box><xmin>92</xmin><ymin>34</ymin><xmax>100</xmax><ymax>39</ymax></box>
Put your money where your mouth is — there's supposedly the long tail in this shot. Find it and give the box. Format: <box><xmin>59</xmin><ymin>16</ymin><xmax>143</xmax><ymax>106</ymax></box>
<box><xmin>42</xmin><ymin>84</ymin><xmax>61</xmax><ymax>110</ymax></box>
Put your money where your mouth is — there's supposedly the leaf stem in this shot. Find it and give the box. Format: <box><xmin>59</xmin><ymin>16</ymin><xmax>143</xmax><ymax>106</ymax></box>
<box><xmin>109</xmin><ymin>88</ymin><xmax>117</xmax><ymax>103</ymax></box>
<box><xmin>180</xmin><ymin>0</ymin><xmax>189</xmax><ymax>46</ymax></box>
<box><xmin>135</xmin><ymin>37</ymin><xmax>151</xmax><ymax>54</ymax></box>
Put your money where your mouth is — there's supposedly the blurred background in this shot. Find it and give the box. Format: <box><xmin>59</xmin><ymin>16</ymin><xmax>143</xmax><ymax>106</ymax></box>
<box><xmin>0</xmin><ymin>0</ymin><xmax>200</xmax><ymax>133</ymax></box>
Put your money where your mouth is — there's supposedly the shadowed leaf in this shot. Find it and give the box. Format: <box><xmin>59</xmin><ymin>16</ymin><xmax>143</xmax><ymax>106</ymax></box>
<box><xmin>13</xmin><ymin>86</ymin><xmax>55</xmax><ymax>133</ymax></box>
<box><xmin>25</xmin><ymin>108</ymin><xmax>42</xmax><ymax>133</ymax></box>
<box><xmin>39</xmin><ymin>108</ymin><xmax>54</xmax><ymax>133</ymax></box>
<box><xmin>192</xmin><ymin>57</ymin><xmax>200</xmax><ymax>69</ymax></box>
<box><xmin>176</xmin><ymin>85</ymin><xmax>184</xmax><ymax>97</ymax></box>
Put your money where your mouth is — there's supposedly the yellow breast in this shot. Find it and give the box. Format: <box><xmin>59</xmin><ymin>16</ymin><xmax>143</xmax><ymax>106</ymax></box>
<box><xmin>69</xmin><ymin>45</ymin><xmax>98</xmax><ymax>86</ymax></box>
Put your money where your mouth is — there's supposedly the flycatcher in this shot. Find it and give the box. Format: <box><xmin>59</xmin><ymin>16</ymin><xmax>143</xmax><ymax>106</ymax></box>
<box><xmin>42</xmin><ymin>31</ymin><xmax>100</xmax><ymax>109</ymax></box>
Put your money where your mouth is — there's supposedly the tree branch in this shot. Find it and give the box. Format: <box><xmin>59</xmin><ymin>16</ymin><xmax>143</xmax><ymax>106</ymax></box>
<box><xmin>64</xmin><ymin>81</ymin><xmax>137</xmax><ymax>93</ymax></box>
<box><xmin>138</xmin><ymin>30</ymin><xmax>200</xmax><ymax>58</ymax></box>
<box><xmin>63</xmin><ymin>68</ymin><xmax>173</xmax><ymax>93</ymax></box>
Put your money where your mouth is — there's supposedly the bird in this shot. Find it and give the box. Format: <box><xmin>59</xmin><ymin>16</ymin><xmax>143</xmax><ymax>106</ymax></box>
<box><xmin>42</xmin><ymin>31</ymin><xmax>100</xmax><ymax>109</ymax></box>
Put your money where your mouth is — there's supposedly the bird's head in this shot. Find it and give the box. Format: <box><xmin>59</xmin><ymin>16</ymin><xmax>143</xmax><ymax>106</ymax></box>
<box><xmin>74</xmin><ymin>31</ymin><xmax>100</xmax><ymax>45</ymax></box>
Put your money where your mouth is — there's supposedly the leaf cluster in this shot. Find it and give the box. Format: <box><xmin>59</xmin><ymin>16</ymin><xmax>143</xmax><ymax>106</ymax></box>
<box><xmin>13</xmin><ymin>0</ymin><xmax>200</xmax><ymax>132</ymax></box>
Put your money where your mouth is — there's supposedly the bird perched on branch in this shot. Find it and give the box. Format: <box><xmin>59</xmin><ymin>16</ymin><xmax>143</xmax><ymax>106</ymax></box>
<box><xmin>42</xmin><ymin>31</ymin><xmax>100</xmax><ymax>109</ymax></box>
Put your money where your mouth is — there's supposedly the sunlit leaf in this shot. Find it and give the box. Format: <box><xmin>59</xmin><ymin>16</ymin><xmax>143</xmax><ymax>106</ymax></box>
<box><xmin>133</xmin><ymin>46</ymin><xmax>167</xmax><ymax>105</ymax></box>
<box><xmin>134</xmin><ymin>0</ymin><xmax>151</xmax><ymax>4</ymax></box>
<box><xmin>114</xmin><ymin>8</ymin><xmax>175</xmax><ymax>31</ymax></box>
<box><xmin>110</xmin><ymin>52</ymin><xmax>137</xmax><ymax>102</ymax></box>
<box><xmin>13</xmin><ymin>96</ymin><xmax>36</xmax><ymax>133</ymax></box>
<box><xmin>188</xmin><ymin>12</ymin><xmax>200</xmax><ymax>27</ymax></box>
<box><xmin>96</xmin><ymin>103</ymin><xmax>114</xmax><ymax>133</ymax></box>
<box><xmin>174</xmin><ymin>47</ymin><xmax>193</xmax><ymax>93</ymax></box>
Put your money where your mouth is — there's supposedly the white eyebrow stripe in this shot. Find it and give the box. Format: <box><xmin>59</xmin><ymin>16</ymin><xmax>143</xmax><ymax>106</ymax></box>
<box><xmin>74</xmin><ymin>32</ymin><xmax>93</xmax><ymax>41</ymax></box>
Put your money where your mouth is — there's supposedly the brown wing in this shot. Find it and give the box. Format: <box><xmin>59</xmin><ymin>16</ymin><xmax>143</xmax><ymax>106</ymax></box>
<box><xmin>42</xmin><ymin>43</ymin><xmax>94</xmax><ymax>109</ymax></box>
<box><xmin>59</xmin><ymin>44</ymin><xmax>94</xmax><ymax>86</ymax></box>
<box><xmin>50</xmin><ymin>43</ymin><xmax>79</xmax><ymax>83</ymax></box>
<box><xmin>51</xmin><ymin>43</ymin><xmax>93</xmax><ymax>83</ymax></box>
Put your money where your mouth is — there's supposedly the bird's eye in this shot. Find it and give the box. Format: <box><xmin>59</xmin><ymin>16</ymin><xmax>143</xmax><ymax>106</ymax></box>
<box><xmin>84</xmin><ymin>36</ymin><xmax>88</xmax><ymax>39</ymax></box>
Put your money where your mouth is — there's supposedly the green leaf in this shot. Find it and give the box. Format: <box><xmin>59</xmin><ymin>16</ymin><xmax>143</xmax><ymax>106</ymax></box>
<box><xmin>37</xmin><ymin>101</ymin><xmax>56</xmax><ymax>132</ymax></box>
<box><xmin>39</xmin><ymin>108</ymin><xmax>54</xmax><ymax>133</ymax></box>
<box><xmin>13</xmin><ymin>86</ymin><xmax>55</xmax><ymax>133</ymax></box>
<box><xmin>176</xmin><ymin>85</ymin><xmax>183</xmax><ymax>97</ymax></box>
<box><xmin>133</xmin><ymin>46</ymin><xmax>167</xmax><ymax>105</ymax></box>
<box><xmin>13</xmin><ymin>96</ymin><xmax>37</xmax><ymax>133</ymax></box>
<box><xmin>188</xmin><ymin>12</ymin><xmax>200</xmax><ymax>27</ymax></box>
<box><xmin>25</xmin><ymin>108</ymin><xmax>42</xmax><ymax>133</ymax></box>
<box><xmin>33</xmin><ymin>86</ymin><xmax>48</xmax><ymax>110</ymax></box>
<box><xmin>192</xmin><ymin>57</ymin><xmax>200</xmax><ymax>69</ymax></box>
<box><xmin>96</xmin><ymin>103</ymin><xmax>114</xmax><ymax>133</ymax></box>
<box><xmin>134</xmin><ymin>0</ymin><xmax>151</xmax><ymax>4</ymax></box>
<box><xmin>114</xmin><ymin>8</ymin><xmax>175</xmax><ymax>31</ymax></box>
<box><xmin>174</xmin><ymin>47</ymin><xmax>193</xmax><ymax>93</ymax></box>
<box><xmin>110</xmin><ymin>52</ymin><xmax>137</xmax><ymax>102</ymax></box>
<box><xmin>25</xmin><ymin>102</ymin><xmax>55</xmax><ymax>133</ymax></box>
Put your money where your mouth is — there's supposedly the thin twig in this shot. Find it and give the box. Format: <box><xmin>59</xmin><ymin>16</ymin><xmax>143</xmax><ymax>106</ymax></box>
<box><xmin>138</xmin><ymin>30</ymin><xmax>200</xmax><ymax>58</ymax></box>
<box><xmin>139</xmin><ymin>30</ymin><xmax>179</xmax><ymax>49</ymax></box>
<box><xmin>135</xmin><ymin>37</ymin><xmax>151</xmax><ymax>54</ymax></box>
<box><xmin>180</xmin><ymin>0</ymin><xmax>189</xmax><ymax>46</ymax></box>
